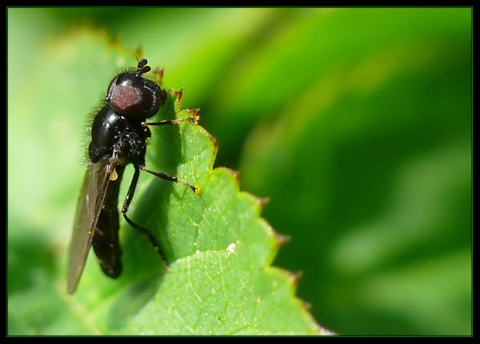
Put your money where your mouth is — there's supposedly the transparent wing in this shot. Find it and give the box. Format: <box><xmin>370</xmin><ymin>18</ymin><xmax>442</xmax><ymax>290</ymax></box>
<box><xmin>66</xmin><ymin>157</ymin><xmax>114</xmax><ymax>294</ymax></box>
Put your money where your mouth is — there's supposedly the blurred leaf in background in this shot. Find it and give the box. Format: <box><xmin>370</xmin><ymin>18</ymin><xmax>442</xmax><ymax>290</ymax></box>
<box><xmin>8</xmin><ymin>7</ymin><xmax>471</xmax><ymax>335</ymax></box>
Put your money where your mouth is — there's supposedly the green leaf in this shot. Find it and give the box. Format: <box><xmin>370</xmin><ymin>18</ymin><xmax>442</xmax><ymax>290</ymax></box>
<box><xmin>8</xmin><ymin>24</ymin><xmax>326</xmax><ymax>335</ymax></box>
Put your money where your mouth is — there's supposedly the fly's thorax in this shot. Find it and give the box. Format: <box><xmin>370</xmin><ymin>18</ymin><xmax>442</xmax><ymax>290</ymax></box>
<box><xmin>114</xmin><ymin>121</ymin><xmax>149</xmax><ymax>166</ymax></box>
<box><xmin>88</xmin><ymin>105</ymin><xmax>150</xmax><ymax>166</ymax></box>
<box><xmin>89</xmin><ymin>106</ymin><xmax>127</xmax><ymax>163</ymax></box>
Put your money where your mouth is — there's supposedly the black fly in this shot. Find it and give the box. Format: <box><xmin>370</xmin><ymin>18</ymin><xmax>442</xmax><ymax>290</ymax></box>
<box><xmin>67</xmin><ymin>59</ymin><xmax>198</xmax><ymax>294</ymax></box>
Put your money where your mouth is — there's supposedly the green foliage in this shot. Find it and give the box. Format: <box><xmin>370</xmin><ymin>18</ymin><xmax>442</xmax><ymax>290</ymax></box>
<box><xmin>8</xmin><ymin>8</ymin><xmax>471</xmax><ymax>335</ymax></box>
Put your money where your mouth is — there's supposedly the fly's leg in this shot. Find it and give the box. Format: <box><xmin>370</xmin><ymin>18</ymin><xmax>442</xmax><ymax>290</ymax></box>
<box><xmin>147</xmin><ymin>109</ymin><xmax>199</xmax><ymax>127</ymax></box>
<box><xmin>121</xmin><ymin>165</ymin><xmax>198</xmax><ymax>268</ymax></box>
<box><xmin>121</xmin><ymin>165</ymin><xmax>167</xmax><ymax>267</ymax></box>
<box><xmin>141</xmin><ymin>167</ymin><xmax>198</xmax><ymax>194</ymax></box>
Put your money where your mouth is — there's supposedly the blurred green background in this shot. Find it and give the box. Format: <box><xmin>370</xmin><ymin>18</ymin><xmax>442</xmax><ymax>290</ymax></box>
<box><xmin>8</xmin><ymin>8</ymin><xmax>471</xmax><ymax>335</ymax></box>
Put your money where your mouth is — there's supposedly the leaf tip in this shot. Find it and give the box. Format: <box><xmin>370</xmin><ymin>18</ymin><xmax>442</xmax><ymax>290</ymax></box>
<box><xmin>301</xmin><ymin>300</ymin><xmax>312</xmax><ymax>311</ymax></box>
<box><xmin>173</xmin><ymin>87</ymin><xmax>185</xmax><ymax>110</ymax></box>
<box><xmin>286</xmin><ymin>270</ymin><xmax>303</xmax><ymax>288</ymax></box>
<box><xmin>250</xmin><ymin>195</ymin><xmax>270</xmax><ymax>210</ymax></box>
<box><xmin>269</xmin><ymin>226</ymin><xmax>290</xmax><ymax>248</ymax></box>
<box><xmin>151</xmin><ymin>67</ymin><xmax>165</xmax><ymax>84</ymax></box>
<box><xmin>222</xmin><ymin>168</ymin><xmax>241</xmax><ymax>183</ymax></box>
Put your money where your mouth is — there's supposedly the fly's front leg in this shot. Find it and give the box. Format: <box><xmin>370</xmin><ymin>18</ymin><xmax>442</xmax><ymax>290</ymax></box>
<box><xmin>147</xmin><ymin>109</ymin><xmax>199</xmax><ymax>127</ymax></box>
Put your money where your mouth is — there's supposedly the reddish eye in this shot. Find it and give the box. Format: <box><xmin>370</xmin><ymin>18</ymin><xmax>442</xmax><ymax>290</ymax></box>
<box><xmin>106</xmin><ymin>72</ymin><xmax>161</xmax><ymax>119</ymax></box>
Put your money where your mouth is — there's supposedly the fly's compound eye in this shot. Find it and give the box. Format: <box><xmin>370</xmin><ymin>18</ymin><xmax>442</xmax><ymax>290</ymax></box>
<box><xmin>106</xmin><ymin>69</ymin><xmax>162</xmax><ymax>119</ymax></box>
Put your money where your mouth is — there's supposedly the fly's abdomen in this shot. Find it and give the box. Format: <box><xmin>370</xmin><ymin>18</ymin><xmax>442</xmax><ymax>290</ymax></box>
<box><xmin>92</xmin><ymin>205</ymin><xmax>122</xmax><ymax>278</ymax></box>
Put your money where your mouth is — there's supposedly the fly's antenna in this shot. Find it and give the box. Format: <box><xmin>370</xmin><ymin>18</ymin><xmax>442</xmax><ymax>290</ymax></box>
<box><xmin>135</xmin><ymin>58</ymin><xmax>150</xmax><ymax>77</ymax></box>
